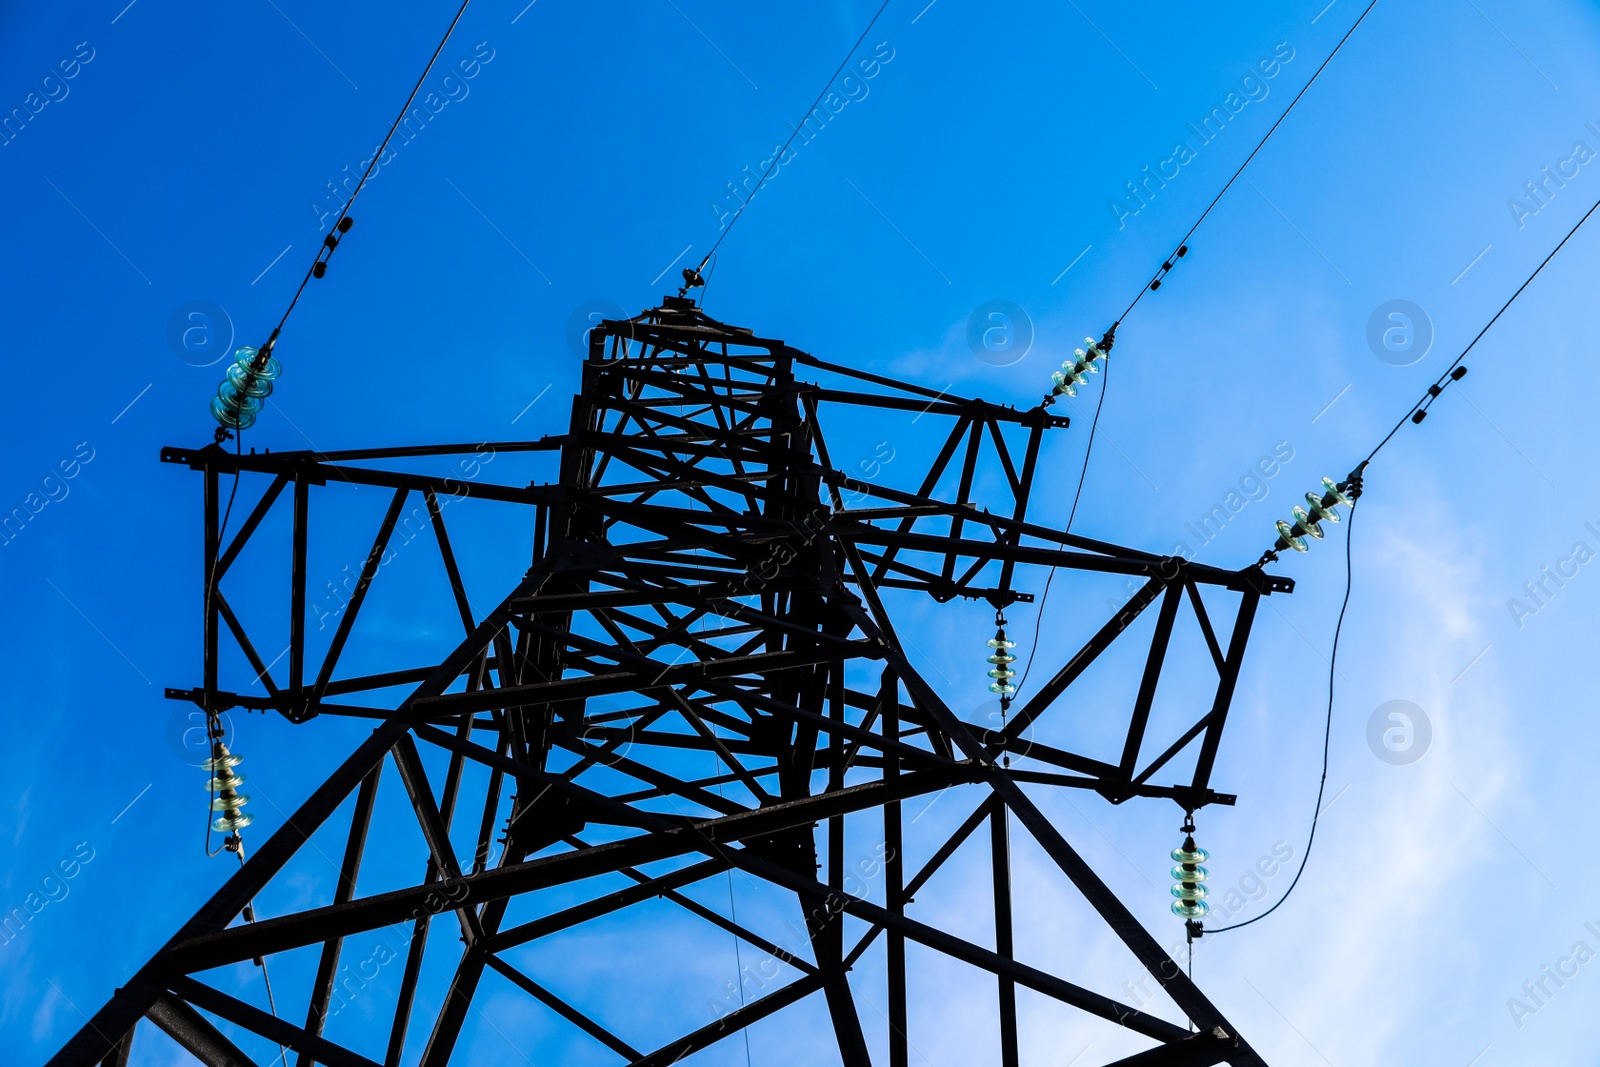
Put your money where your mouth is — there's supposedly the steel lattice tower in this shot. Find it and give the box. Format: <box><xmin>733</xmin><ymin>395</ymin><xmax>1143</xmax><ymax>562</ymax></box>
<box><xmin>52</xmin><ymin>297</ymin><xmax>1292</xmax><ymax>1067</ymax></box>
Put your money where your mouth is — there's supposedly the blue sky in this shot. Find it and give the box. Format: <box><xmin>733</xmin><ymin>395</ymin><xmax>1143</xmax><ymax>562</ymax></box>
<box><xmin>4</xmin><ymin>0</ymin><xmax>1600</xmax><ymax>1063</ymax></box>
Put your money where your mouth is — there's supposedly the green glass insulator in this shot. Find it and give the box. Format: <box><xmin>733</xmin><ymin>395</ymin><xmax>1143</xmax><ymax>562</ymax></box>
<box><xmin>1292</xmin><ymin>506</ymin><xmax>1324</xmax><ymax>539</ymax></box>
<box><xmin>1275</xmin><ymin>519</ymin><xmax>1308</xmax><ymax>553</ymax></box>
<box><xmin>212</xmin><ymin>810</ymin><xmax>255</xmax><ymax>833</ymax></box>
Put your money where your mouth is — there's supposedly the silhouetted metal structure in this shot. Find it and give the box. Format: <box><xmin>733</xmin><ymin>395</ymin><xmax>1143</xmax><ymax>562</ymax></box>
<box><xmin>53</xmin><ymin>297</ymin><xmax>1291</xmax><ymax>1067</ymax></box>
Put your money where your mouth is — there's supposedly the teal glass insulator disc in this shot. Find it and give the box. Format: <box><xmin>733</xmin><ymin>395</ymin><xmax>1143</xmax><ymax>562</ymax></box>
<box><xmin>217</xmin><ymin>381</ymin><xmax>264</xmax><ymax>415</ymax></box>
<box><xmin>1304</xmin><ymin>491</ymin><xmax>1340</xmax><ymax>523</ymax></box>
<box><xmin>1171</xmin><ymin>863</ymin><xmax>1208</xmax><ymax>882</ymax></box>
<box><xmin>226</xmin><ymin>362</ymin><xmax>275</xmax><ymax>399</ymax></box>
<box><xmin>1292</xmin><ymin>506</ymin><xmax>1324</xmax><ymax>538</ymax></box>
<box><xmin>210</xmin><ymin>396</ymin><xmax>258</xmax><ymax>430</ymax></box>
<box><xmin>234</xmin><ymin>345</ymin><xmax>282</xmax><ymax>380</ymax></box>
<box><xmin>212</xmin><ymin>810</ymin><xmax>255</xmax><ymax>833</ymax></box>
<box><xmin>1170</xmin><ymin>845</ymin><xmax>1209</xmax><ymax>864</ymax></box>
<box><xmin>1171</xmin><ymin>899</ymin><xmax>1210</xmax><ymax>918</ymax></box>
<box><xmin>1275</xmin><ymin>519</ymin><xmax>1307</xmax><ymax>552</ymax></box>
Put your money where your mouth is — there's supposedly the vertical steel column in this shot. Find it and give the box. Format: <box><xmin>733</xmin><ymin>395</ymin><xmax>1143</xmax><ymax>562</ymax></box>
<box><xmin>882</xmin><ymin>669</ymin><xmax>908</xmax><ymax>1067</ymax></box>
<box><xmin>203</xmin><ymin>463</ymin><xmax>219</xmax><ymax>704</ymax></box>
<box><xmin>289</xmin><ymin>475</ymin><xmax>309</xmax><ymax>714</ymax></box>
<box><xmin>991</xmin><ymin>801</ymin><xmax>1019</xmax><ymax>1067</ymax></box>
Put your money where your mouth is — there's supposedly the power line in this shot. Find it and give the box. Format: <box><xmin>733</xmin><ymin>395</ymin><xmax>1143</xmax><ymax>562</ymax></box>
<box><xmin>1220</xmin><ymin>143</ymin><xmax>1600</xmax><ymax>937</ymax></box>
<box><xmin>1258</xmin><ymin>176</ymin><xmax>1600</xmax><ymax>571</ymax></box>
<box><xmin>1115</xmin><ymin>0</ymin><xmax>1383</xmax><ymax>325</ymax></box>
<box><xmin>690</xmin><ymin>0</ymin><xmax>894</xmax><ymax>278</ymax></box>
<box><xmin>1013</xmin><ymin>357</ymin><xmax>1110</xmax><ymax>697</ymax></box>
<box><xmin>1020</xmin><ymin>3</ymin><xmax>1383</xmax><ymax>694</ymax></box>
<box><xmin>1208</xmin><ymin>497</ymin><xmax>1358</xmax><ymax>935</ymax></box>
<box><xmin>210</xmin><ymin>0</ymin><xmax>475</xmax><ymax>444</ymax></box>
<box><xmin>1361</xmin><ymin>189</ymin><xmax>1600</xmax><ymax>470</ymax></box>
<box><xmin>268</xmin><ymin>0</ymin><xmax>475</xmax><ymax>346</ymax></box>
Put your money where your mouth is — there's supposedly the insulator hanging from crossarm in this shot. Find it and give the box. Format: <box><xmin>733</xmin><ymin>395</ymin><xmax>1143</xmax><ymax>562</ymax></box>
<box><xmin>987</xmin><ymin>618</ymin><xmax>1017</xmax><ymax>700</ymax></box>
<box><xmin>1170</xmin><ymin>811</ymin><xmax>1210</xmax><ymax>948</ymax></box>
<box><xmin>204</xmin><ymin>741</ymin><xmax>254</xmax><ymax>835</ymax></box>
<box><xmin>1170</xmin><ymin>841</ymin><xmax>1209</xmax><ymax>919</ymax></box>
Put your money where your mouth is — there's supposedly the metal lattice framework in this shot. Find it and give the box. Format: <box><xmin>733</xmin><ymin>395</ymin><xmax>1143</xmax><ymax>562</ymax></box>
<box><xmin>53</xmin><ymin>297</ymin><xmax>1292</xmax><ymax>1067</ymax></box>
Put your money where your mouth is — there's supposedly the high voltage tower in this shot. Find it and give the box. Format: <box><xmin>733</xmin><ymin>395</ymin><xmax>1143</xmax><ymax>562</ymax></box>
<box><xmin>53</xmin><ymin>297</ymin><xmax>1293</xmax><ymax>1067</ymax></box>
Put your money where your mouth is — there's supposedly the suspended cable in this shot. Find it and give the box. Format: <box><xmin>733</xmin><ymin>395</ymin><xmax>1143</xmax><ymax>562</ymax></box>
<box><xmin>1365</xmin><ymin>190</ymin><xmax>1600</xmax><ymax>468</ymax></box>
<box><xmin>1207</xmin><ymin>109</ymin><xmax>1600</xmax><ymax>939</ymax></box>
<box><xmin>1114</xmin><ymin>0</ymin><xmax>1383</xmax><ymax>325</ymax></box>
<box><xmin>1258</xmin><ymin>176</ymin><xmax>1600</xmax><ymax>569</ymax></box>
<box><xmin>683</xmin><ymin>0</ymin><xmax>893</xmax><ymax>288</ymax></box>
<box><xmin>1033</xmin><ymin>1</ymin><xmax>1385</xmax><ymax>643</ymax></box>
<box><xmin>1013</xmin><ymin>357</ymin><xmax>1110</xmax><ymax>699</ymax></box>
<box><xmin>1018</xmin><ymin>3</ymin><xmax>1382</xmax><ymax>694</ymax></box>
<box><xmin>231</xmin><ymin>848</ymin><xmax>290</xmax><ymax>1067</ymax></box>
<box><xmin>208</xmin><ymin>0</ymin><xmax>475</xmax><ymax>441</ymax></box>
<box><xmin>1207</xmin><ymin>498</ymin><xmax>1357</xmax><ymax>934</ymax></box>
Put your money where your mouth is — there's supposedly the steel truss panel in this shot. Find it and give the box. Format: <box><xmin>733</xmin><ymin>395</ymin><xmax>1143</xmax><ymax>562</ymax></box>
<box><xmin>52</xmin><ymin>298</ymin><xmax>1287</xmax><ymax>1067</ymax></box>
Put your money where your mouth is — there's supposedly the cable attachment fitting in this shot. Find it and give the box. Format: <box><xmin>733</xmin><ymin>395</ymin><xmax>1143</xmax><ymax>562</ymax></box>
<box><xmin>1147</xmin><ymin>244</ymin><xmax>1189</xmax><ymax>292</ymax></box>
<box><xmin>312</xmin><ymin>216</ymin><xmax>355</xmax><ymax>279</ymax></box>
<box><xmin>678</xmin><ymin>266</ymin><xmax>706</xmax><ymax>298</ymax></box>
<box><xmin>1339</xmin><ymin>460</ymin><xmax>1367</xmax><ymax>502</ymax></box>
<box><xmin>1411</xmin><ymin>364</ymin><xmax>1469</xmax><ymax>424</ymax></box>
